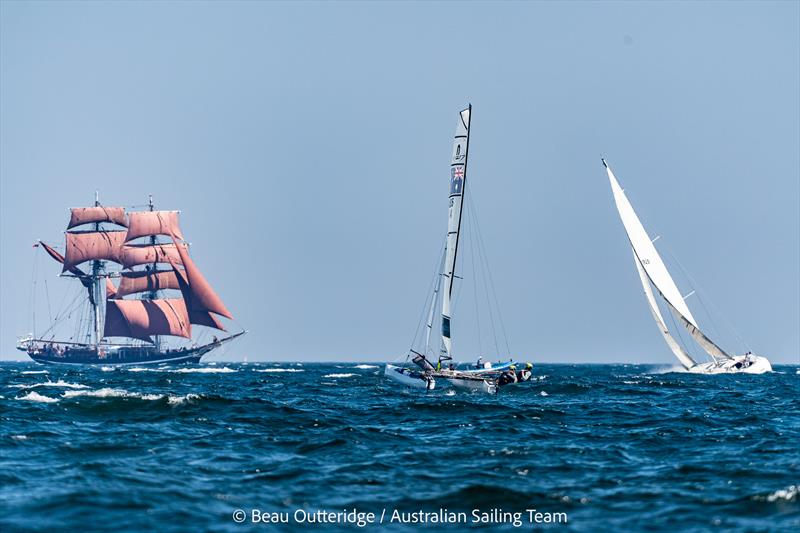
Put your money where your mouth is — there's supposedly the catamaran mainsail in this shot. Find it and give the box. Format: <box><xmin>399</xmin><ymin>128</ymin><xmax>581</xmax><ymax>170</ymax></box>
<box><xmin>602</xmin><ymin>159</ymin><xmax>772</xmax><ymax>374</ymax></box>
<box><xmin>385</xmin><ymin>106</ymin><xmax>533</xmax><ymax>392</ymax></box>
<box><xmin>18</xmin><ymin>194</ymin><xmax>244</xmax><ymax>365</ymax></box>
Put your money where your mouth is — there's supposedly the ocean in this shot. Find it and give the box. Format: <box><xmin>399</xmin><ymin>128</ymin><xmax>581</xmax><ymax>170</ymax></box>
<box><xmin>1</xmin><ymin>362</ymin><xmax>798</xmax><ymax>532</ymax></box>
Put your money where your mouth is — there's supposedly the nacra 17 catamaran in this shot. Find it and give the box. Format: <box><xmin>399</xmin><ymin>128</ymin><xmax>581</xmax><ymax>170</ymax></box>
<box><xmin>602</xmin><ymin>159</ymin><xmax>771</xmax><ymax>374</ymax></box>
<box><xmin>18</xmin><ymin>194</ymin><xmax>244</xmax><ymax>365</ymax></box>
<box><xmin>385</xmin><ymin>106</ymin><xmax>534</xmax><ymax>393</ymax></box>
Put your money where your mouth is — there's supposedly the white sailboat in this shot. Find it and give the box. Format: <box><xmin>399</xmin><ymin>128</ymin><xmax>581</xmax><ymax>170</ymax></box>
<box><xmin>602</xmin><ymin>159</ymin><xmax>772</xmax><ymax>374</ymax></box>
<box><xmin>385</xmin><ymin>106</ymin><xmax>531</xmax><ymax>392</ymax></box>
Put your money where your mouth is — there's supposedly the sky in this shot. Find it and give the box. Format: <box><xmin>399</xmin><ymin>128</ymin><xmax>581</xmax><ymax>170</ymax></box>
<box><xmin>1</xmin><ymin>1</ymin><xmax>798</xmax><ymax>364</ymax></box>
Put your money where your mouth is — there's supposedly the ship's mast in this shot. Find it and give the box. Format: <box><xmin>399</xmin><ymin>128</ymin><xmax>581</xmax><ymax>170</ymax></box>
<box><xmin>91</xmin><ymin>190</ymin><xmax>104</xmax><ymax>346</ymax></box>
<box><xmin>147</xmin><ymin>194</ymin><xmax>161</xmax><ymax>351</ymax></box>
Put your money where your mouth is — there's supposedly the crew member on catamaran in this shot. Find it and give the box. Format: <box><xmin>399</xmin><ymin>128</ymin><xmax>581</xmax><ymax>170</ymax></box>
<box><xmin>497</xmin><ymin>366</ymin><xmax>519</xmax><ymax>387</ymax></box>
<box><xmin>517</xmin><ymin>363</ymin><xmax>533</xmax><ymax>382</ymax></box>
<box><xmin>476</xmin><ymin>356</ymin><xmax>483</xmax><ymax>369</ymax></box>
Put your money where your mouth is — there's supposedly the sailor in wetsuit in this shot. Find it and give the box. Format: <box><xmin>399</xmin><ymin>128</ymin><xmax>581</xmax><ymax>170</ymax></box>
<box><xmin>516</xmin><ymin>363</ymin><xmax>533</xmax><ymax>382</ymax></box>
<box><xmin>497</xmin><ymin>365</ymin><xmax>519</xmax><ymax>387</ymax></box>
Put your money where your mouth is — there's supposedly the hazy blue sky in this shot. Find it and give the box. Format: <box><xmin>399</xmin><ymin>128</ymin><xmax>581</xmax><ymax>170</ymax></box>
<box><xmin>1</xmin><ymin>1</ymin><xmax>798</xmax><ymax>363</ymax></box>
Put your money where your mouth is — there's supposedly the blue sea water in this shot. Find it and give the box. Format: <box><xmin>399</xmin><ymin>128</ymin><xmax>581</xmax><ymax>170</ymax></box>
<box><xmin>1</xmin><ymin>361</ymin><xmax>798</xmax><ymax>532</ymax></box>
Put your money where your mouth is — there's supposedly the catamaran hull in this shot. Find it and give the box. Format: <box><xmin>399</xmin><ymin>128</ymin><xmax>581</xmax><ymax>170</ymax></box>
<box><xmin>19</xmin><ymin>333</ymin><xmax>244</xmax><ymax>366</ymax></box>
<box><xmin>447</xmin><ymin>377</ymin><xmax>497</xmax><ymax>394</ymax></box>
<box><xmin>384</xmin><ymin>364</ymin><xmax>435</xmax><ymax>390</ymax></box>
<box><xmin>688</xmin><ymin>354</ymin><xmax>772</xmax><ymax>375</ymax></box>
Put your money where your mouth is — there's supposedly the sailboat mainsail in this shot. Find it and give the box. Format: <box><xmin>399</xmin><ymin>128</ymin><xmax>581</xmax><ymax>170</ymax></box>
<box><xmin>603</xmin><ymin>159</ymin><xmax>733</xmax><ymax>366</ymax></box>
<box><xmin>441</xmin><ymin>105</ymin><xmax>471</xmax><ymax>361</ymax></box>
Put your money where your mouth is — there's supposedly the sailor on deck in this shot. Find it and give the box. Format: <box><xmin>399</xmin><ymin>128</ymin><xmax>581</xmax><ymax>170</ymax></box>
<box><xmin>497</xmin><ymin>365</ymin><xmax>518</xmax><ymax>387</ymax></box>
<box><xmin>517</xmin><ymin>363</ymin><xmax>533</xmax><ymax>382</ymax></box>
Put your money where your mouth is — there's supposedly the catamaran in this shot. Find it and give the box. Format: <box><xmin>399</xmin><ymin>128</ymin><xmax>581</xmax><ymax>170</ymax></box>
<box><xmin>385</xmin><ymin>106</ymin><xmax>533</xmax><ymax>392</ymax></box>
<box><xmin>18</xmin><ymin>194</ymin><xmax>244</xmax><ymax>365</ymax></box>
<box><xmin>602</xmin><ymin>159</ymin><xmax>771</xmax><ymax>374</ymax></box>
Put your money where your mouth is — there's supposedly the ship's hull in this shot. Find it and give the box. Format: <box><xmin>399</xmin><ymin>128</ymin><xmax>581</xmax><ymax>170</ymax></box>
<box><xmin>688</xmin><ymin>354</ymin><xmax>772</xmax><ymax>375</ymax></box>
<box><xmin>19</xmin><ymin>332</ymin><xmax>244</xmax><ymax>366</ymax></box>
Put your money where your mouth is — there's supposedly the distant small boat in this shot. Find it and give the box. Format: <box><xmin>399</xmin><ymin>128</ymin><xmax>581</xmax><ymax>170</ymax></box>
<box><xmin>18</xmin><ymin>194</ymin><xmax>244</xmax><ymax>365</ymax></box>
<box><xmin>602</xmin><ymin>159</ymin><xmax>771</xmax><ymax>374</ymax></box>
<box><xmin>385</xmin><ymin>106</ymin><xmax>533</xmax><ymax>392</ymax></box>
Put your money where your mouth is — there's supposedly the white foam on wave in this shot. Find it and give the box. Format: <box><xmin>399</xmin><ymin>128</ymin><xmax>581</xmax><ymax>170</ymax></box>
<box><xmin>445</xmin><ymin>390</ymin><xmax>456</xmax><ymax>396</ymax></box>
<box><xmin>765</xmin><ymin>485</ymin><xmax>798</xmax><ymax>502</ymax></box>
<box><xmin>354</xmin><ymin>364</ymin><xmax>378</xmax><ymax>369</ymax></box>
<box><xmin>63</xmin><ymin>388</ymin><xmax>132</xmax><ymax>399</ymax></box>
<box><xmin>126</xmin><ymin>367</ymin><xmax>161</xmax><ymax>372</ymax></box>
<box><xmin>60</xmin><ymin>388</ymin><xmax>202</xmax><ymax>404</ymax></box>
<box><xmin>648</xmin><ymin>365</ymin><xmax>687</xmax><ymax>374</ymax></box>
<box><xmin>253</xmin><ymin>368</ymin><xmax>305</xmax><ymax>373</ymax></box>
<box><xmin>100</xmin><ymin>366</ymin><xmax>115</xmax><ymax>372</ymax></box>
<box><xmin>9</xmin><ymin>380</ymin><xmax>89</xmax><ymax>390</ymax></box>
<box><xmin>11</xmin><ymin>434</ymin><xmax>28</xmax><ymax>440</ymax></box>
<box><xmin>21</xmin><ymin>370</ymin><xmax>48</xmax><ymax>375</ymax></box>
<box><xmin>168</xmin><ymin>393</ymin><xmax>201</xmax><ymax>405</ymax></box>
<box><xmin>16</xmin><ymin>391</ymin><xmax>59</xmax><ymax>403</ymax></box>
<box><xmin>540</xmin><ymin>391</ymin><xmax>549</xmax><ymax>396</ymax></box>
<box><xmin>171</xmin><ymin>367</ymin><xmax>237</xmax><ymax>374</ymax></box>
<box><xmin>323</xmin><ymin>373</ymin><xmax>356</xmax><ymax>378</ymax></box>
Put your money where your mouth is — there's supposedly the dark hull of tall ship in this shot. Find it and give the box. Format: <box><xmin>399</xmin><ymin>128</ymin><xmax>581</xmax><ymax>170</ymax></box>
<box><xmin>19</xmin><ymin>333</ymin><xmax>244</xmax><ymax>366</ymax></box>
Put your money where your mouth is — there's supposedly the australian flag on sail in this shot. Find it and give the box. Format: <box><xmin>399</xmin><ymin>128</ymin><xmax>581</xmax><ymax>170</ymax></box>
<box><xmin>450</xmin><ymin>165</ymin><xmax>464</xmax><ymax>195</ymax></box>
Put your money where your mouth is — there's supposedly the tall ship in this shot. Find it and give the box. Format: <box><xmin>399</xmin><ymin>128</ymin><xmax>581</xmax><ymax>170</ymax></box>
<box><xmin>18</xmin><ymin>194</ymin><xmax>244</xmax><ymax>365</ymax></box>
<box><xmin>602</xmin><ymin>159</ymin><xmax>771</xmax><ymax>374</ymax></box>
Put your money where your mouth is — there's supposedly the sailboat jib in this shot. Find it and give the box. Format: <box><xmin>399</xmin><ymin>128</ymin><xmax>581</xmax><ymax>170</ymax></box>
<box><xmin>663</xmin><ymin>299</ymin><xmax>732</xmax><ymax>361</ymax></box>
<box><xmin>441</xmin><ymin>105</ymin><xmax>471</xmax><ymax>359</ymax></box>
<box><xmin>633</xmin><ymin>250</ymin><xmax>697</xmax><ymax>369</ymax></box>
<box><xmin>424</xmin><ymin>249</ymin><xmax>446</xmax><ymax>355</ymax></box>
<box><xmin>603</xmin><ymin>160</ymin><xmax>698</xmax><ymax>328</ymax></box>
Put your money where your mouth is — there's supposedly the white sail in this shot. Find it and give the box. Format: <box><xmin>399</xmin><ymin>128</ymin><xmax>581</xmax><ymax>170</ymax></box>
<box><xmin>604</xmin><ymin>159</ymin><xmax>731</xmax><ymax>362</ymax></box>
<box><xmin>633</xmin><ymin>250</ymin><xmax>697</xmax><ymax>369</ymax></box>
<box><xmin>425</xmin><ymin>250</ymin><xmax>446</xmax><ymax>356</ymax></box>
<box><xmin>663</xmin><ymin>299</ymin><xmax>731</xmax><ymax>361</ymax></box>
<box><xmin>441</xmin><ymin>106</ymin><xmax>471</xmax><ymax>360</ymax></box>
<box><xmin>604</xmin><ymin>160</ymin><xmax>697</xmax><ymax>324</ymax></box>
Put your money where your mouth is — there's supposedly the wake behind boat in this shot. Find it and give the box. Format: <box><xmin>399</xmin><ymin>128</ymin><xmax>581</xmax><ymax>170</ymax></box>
<box><xmin>18</xmin><ymin>194</ymin><xmax>245</xmax><ymax>365</ymax></box>
<box><xmin>385</xmin><ymin>106</ymin><xmax>534</xmax><ymax>393</ymax></box>
<box><xmin>602</xmin><ymin>159</ymin><xmax>771</xmax><ymax>374</ymax></box>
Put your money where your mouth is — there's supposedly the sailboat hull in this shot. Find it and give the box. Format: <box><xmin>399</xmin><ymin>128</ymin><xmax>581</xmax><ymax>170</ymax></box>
<box><xmin>18</xmin><ymin>333</ymin><xmax>244</xmax><ymax>366</ymax></box>
<box><xmin>384</xmin><ymin>364</ymin><xmax>435</xmax><ymax>389</ymax></box>
<box><xmin>688</xmin><ymin>354</ymin><xmax>772</xmax><ymax>375</ymax></box>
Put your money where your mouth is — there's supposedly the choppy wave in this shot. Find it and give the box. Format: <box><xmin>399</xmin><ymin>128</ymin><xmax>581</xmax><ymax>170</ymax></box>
<box><xmin>170</xmin><ymin>367</ymin><xmax>237</xmax><ymax>374</ymax></box>
<box><xmin>1</xmin><ymin>361</ymin><xmax>797</xmax><ymax>532</ymax></box>
<box><xmin>9</xmin><ymin>380</ymin><xmax>88</xmax><ymax>389</ymax></box>
<box><xmin>760</xmin><ymin>485</ymin><xmax>798</xmax><ymax>502</ymax></box>
<box><xmin>354</xmin><ymin>364</ymin><xmax>379</xmax><ymax>369</ymax></box>
<box><xmin>15</xmin><ymin>391</ymin><xmax>59</xmax><ymax>403</ymax></box>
